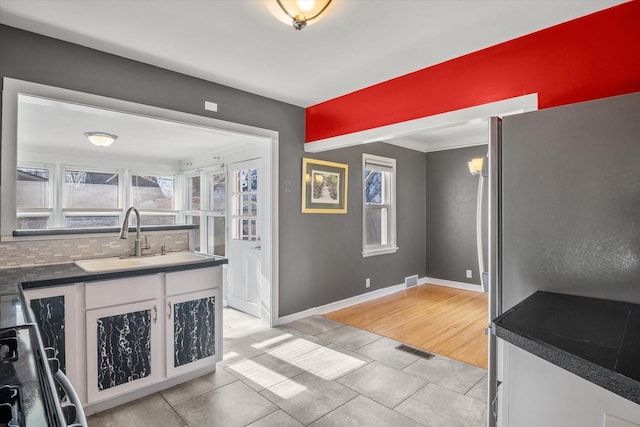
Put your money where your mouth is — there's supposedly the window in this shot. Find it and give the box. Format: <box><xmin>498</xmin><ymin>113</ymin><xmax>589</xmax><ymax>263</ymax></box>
<box><xmin>186</xmin><ymin>175</ymin><xmax>201</xmax><ymax>211</ymax></box>
<box><xmin>17</xmin><ymin>166</ymin><xmax>53</xmax><ymax>229</ymax></box>
<box><xmin>63</xmin><ymin>169</ymin><xmax>119</xmax><ymax>209</ymax></box>
<box><xmin>15</xmin><ymin>164</ymin><xmax>179</xmax><ymax>231</ymax></box>
<box><xmin>17</xmin><ymin>167</ymin><xmax>51</xmax><ymax>209</ymax></box>
<box><xmin>208</xmin><ymin>172</ymin><xmax>226</xmax><ymax>256</ymax></box>
<box><xmin>131</xmin><ymin>174</ymin><xmax>175</xmax><ymax>210</ymax></box>
<box><xmin>362</xmin><ymin>154</ymin><xmax>396</xmax><ymax>257</ymax></box>
<box><xmin>131</xmin><ymin>174</ymin><xmax>177</xmax><ymax>226</ymax></box>
<box><xmin>230</xmin><ymin>167</ymin><xmax>258</xmax><ymax>242</ymax></box>
<box><xmin>182</xmin><ymin>167</ymin><xmax>226</xmax><ymax>256</ymax></box>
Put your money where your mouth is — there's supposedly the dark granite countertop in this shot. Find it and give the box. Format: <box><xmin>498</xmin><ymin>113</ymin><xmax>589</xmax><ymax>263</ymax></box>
<box><xmin>0</xmin><ymin>253</ymin><xmax>228</xmax><ymax>327</ymax></box>
<box><xmin>493</xmin><ymin>291</ymin><xmax>640</xmax><ymax>405</ymax></box>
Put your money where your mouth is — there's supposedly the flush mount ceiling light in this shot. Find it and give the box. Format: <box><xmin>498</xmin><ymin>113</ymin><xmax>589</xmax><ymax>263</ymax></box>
<box><xmin>270</xmin><ymin>0</ymin><xmax>333</xmax><ymax>30</ymax></box>
<box><xmin>84</xmin><ymin>131</ymin><xmax>117</xmax><ymax>147</ymax></box>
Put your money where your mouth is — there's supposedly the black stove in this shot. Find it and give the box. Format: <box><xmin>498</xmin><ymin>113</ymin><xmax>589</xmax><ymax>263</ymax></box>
<box><xmin>0</xmin><ymin>325</ymin><xmax>66</xmax><ymax>427</ymax></box>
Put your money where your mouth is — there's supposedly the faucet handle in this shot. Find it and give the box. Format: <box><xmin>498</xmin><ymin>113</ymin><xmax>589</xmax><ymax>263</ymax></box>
<box><xmin>142</xmin><ymin>235</ymin><xmax>151</xmax><ymax>250</ymax></box>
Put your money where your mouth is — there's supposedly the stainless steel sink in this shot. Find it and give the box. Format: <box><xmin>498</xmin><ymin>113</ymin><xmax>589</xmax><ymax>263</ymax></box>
<box><xmin>74</xmin><ymin>251</ymin><xmax>209</xmax><ymax>273</ymax></box>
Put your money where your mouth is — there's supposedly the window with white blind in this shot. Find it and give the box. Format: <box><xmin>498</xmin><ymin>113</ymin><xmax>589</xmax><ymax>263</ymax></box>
<box><xmin>16</xmin><ymin>166</ymin><xmax>53</xmax><ymax>229</ymax></box>
<box><xmin>16</xmin><ymin>164</ymin><xmax>179</xmax><ymax>230</ymax></box>
<box><xmin>362</xmin><ymin>154</ymin><xmax>397</xmax><ymax>257</ymax></box>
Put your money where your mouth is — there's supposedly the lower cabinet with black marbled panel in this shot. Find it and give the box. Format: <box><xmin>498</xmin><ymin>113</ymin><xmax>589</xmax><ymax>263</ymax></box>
<box><xmin>23</xmin><ymin>284</ymin><xmax>81</xmax><ymax>394</ymax></box>
<box><xmin>83</xmin><ymin>268</ymin><xmax>222</xmax><ymax>408</ymax></box>
<box><xmin>86</xmin><ymin>299</ymin><xmax>162</xmax><ymax>403</ymax></box>
<box><xmin>166</xmin><ymin>287</ymin><xmax>222</xmax><ymax>377</ymax></box>
<box><xmin>84</xmin><ymin>274</ymin><xmax>163</xmax><ymax>404</ymax></box>
<box><xmin>30</xmin><ymin>295</ymin><xmax>66</xmax><ymax>371</ymax></box>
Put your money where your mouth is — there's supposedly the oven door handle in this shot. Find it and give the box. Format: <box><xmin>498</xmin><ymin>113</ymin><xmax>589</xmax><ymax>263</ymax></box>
<box><xmin>54</xmin><ymin>369</ymin><xmax>88</xmax><ymax>427</ymax></box>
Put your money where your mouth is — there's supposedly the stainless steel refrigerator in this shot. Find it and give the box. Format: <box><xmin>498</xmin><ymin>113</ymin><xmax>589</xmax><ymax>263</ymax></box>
<box><xmin>487</xmin><ymin>91</ymin><xmax>640</xmax><ymax>426</ymax></box>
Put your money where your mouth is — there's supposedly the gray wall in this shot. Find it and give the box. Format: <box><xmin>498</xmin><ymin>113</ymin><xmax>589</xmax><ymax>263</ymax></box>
<box><xmin>0</xmin><ymin>25</ymin><xmax>427</xmax><ymax>317</ymax></box>
<box><xmin>280</xmin><ymin>142</ymin><xmax>426</xmax><ymax>315</ymax></box>
<box><xmin>425</xmin><ymin>145</ymin><xmax>487</xmax><ymax>286</ymax></box>
<box><xmin>501</xmin><ymin>92</ymin><xmax>640</xmax><ymax>310</ymax></box>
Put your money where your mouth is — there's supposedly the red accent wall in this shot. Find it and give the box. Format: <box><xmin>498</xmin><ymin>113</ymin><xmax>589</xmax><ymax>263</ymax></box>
<box><xmin>306</xmin><ymin>1</ymin><xmax>640</xmax><ymax>142</ymax></box>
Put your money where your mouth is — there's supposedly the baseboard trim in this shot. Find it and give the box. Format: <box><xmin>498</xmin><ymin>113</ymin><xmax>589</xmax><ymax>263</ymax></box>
<box><xmin>278</xmin><ymin>276</ymin><xmax>429</xmax><ymax>325</ymax></box>
<box><xmin>424</xmin><ymin>277</ymin><xmax>484</xmax><ymax>292</ymax></box>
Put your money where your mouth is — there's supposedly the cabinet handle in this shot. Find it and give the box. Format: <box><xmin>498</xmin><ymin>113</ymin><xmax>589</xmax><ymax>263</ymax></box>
<box><xmin>153</xmin><ymin>305</ymin><xmax>158</xmax><ymax>323</ymax></box>
<box><xmin>168</xmin><ymin>302</ymin><xmax>172</xmax><ymax>319</ymax></box>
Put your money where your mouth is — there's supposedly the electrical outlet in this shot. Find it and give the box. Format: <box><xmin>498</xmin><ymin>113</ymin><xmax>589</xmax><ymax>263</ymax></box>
<box><xmin>466</xmin><ymin>270</ymin><xmax>473</xmax><ymax>278</ymax></box>
<box><xmin>365</xmin><ymin>278</ymin><xmax>370</xmax><ymax>288</ymax></box>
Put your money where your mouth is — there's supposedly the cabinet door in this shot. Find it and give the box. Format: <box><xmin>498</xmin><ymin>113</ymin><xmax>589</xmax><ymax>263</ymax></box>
<box><xmin>86</xmin><ymin>299</ymin><xmax>161</xmax><ymax>403</ymax></box>
<box><xmin>24</xmin><ymin>285</ymin><xmax>79</xmax><ymax>388</ymax></box>
<box><xmin>166</xmin><ymin>287</ymin><xmax>222</xmax><ymax>377</ymax></box>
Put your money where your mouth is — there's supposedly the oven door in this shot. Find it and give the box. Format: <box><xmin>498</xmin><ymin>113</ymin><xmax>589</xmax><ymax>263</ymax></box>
<box><xmin>46</xmin><ymin>351</ymin><xmax>87</xmax><ymax>427</ymax></box>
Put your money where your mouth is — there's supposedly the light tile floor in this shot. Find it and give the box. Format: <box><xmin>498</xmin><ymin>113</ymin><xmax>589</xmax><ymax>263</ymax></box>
<box><xmin>88</xmin><ymin>310</ymin><xmax>487</xmax><ymax>426</ymax></box>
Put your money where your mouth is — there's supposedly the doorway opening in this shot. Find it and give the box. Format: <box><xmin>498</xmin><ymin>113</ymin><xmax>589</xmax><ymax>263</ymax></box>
<box><xmin>2</xmin><ymin>77</ymin><xmax>280</xmax><ymax>327</ymax></box>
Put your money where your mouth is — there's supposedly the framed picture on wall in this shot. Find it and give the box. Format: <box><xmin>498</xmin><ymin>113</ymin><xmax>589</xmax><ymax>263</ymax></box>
<box><xmin>301</xmin><ymin>158</ymin><xmax>348</xmax><ymax>214</ymax></box>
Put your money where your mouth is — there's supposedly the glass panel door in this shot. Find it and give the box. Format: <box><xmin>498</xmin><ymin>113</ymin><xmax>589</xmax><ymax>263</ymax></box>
<box><xmin>230</xmin><ymin>167</ymin><xmax>259</xmax><ymax>242</ymax></box>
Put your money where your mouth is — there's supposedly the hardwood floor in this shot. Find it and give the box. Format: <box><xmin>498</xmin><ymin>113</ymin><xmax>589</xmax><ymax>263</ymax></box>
<box><xmin>325</xmin><ymin>284</ymin><xmax>488</xmax><ymax>368</ymax></box>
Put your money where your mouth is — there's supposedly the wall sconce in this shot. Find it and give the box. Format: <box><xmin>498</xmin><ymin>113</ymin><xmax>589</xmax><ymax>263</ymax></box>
<box><xmin>468</xmin><ymin>157</ymin><xmax>484</xmax><ymax>176</ymax></box>
<box><xmin>85</xmin><ymin>132</ymin><xmax>118</xmax><ymax>147</ymax></box>
<box><xmin>269</xmin><ymin>0</ymin><xmax>333</xmax><ymax>30</ymax></box>
<box><xmin>314</xmin><ymin>173</ymin><xmax>325</xmax><ymax>184</ymax></box>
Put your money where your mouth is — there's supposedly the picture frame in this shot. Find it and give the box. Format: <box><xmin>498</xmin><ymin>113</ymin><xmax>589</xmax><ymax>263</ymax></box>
<box><xmin>301</xmin><ymin>158</ymin><xmax>348</xmax><ymax>214</ymax></box>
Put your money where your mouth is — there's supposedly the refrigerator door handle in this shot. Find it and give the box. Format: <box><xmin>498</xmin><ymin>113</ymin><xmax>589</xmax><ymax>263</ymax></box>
<box><xmin>487</xmin><ymin>116</ymin><xmax>503</xmax><ymax>427</ymax></box>
<box><xmin>475</xmin><ymin>170</ymin><xmax>487</xmax><ymax>292</ymax></box>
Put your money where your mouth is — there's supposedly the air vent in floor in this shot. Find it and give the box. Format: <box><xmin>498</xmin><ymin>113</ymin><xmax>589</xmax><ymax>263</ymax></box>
<box><xmin>396</xmin><ymin>344</ymin><xmax>435</xmax><ymax>360</ymax></box>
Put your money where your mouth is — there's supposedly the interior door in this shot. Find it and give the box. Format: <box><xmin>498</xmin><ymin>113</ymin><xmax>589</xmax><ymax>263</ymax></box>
<box><xmin>226</xmin><ymin>159</ymin><xmax>261</xmax><ymax>318</ymax></box>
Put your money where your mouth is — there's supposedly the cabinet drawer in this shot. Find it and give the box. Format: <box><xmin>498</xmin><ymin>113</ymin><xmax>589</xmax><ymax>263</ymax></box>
<box><xmin>85</xmin><ymin>274</ymin><xmax>162</xmax><ymax>309</ymax></box>
<box><xmin>166</xmin><ymin>267</ymin><xmax>221</xmax><ymax>296</ymax></box>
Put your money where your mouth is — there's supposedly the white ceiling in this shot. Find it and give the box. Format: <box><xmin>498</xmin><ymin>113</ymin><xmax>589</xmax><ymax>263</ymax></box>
<box><xmin>385</xmin><ymin>119</ymin><xmax>490</xmax><ymax>153</ymax></box>
<box><xmin>17</xmin><ymin>95</ymin><xmax>262</xmax><ymax>163</ymax></box>
<box><xmin>0</xmin><ymin>0</ymin><xmax>624</xmax><ymax>108</ymax></box>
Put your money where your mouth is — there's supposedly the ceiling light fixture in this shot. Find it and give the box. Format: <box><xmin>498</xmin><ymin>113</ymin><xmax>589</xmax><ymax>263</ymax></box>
<box><xmin>273</xmin><ymin>0</ymin><xmax>332</xmax><ymax>30</ymax></box>
<box><xmin>84</xmin><ymin>131</ymin><xmax>117</xmax><ymax>147</ymax></box>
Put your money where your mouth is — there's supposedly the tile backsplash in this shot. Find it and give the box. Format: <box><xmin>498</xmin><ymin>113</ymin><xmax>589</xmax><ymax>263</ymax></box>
<box><xmin>0</xmin><ymin>231</ymin><xmax>189</xmax><ymax>268</ymax></box>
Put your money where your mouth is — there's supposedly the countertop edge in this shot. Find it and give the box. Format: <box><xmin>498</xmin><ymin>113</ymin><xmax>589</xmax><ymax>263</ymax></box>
<box><xmin>19</xmin><ymin>257</ymin><xmax>228</xmax><ymax>289</ymax></box>
<box><xmin>494</xmin><ymin>323</ymin><xmax>640</xmax><ymax>405</ymax></box>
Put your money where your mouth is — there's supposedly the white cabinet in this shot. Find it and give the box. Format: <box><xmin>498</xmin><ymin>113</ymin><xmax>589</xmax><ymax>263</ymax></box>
<box><xmin>23</xmin><ymin>284</ymin><xmax>81</xmax><ymax>391</ymax></box>
<box><xmin>82</xmin><ymin>267</ymin><xmax>222</xmax><ymax>406</ymax></box>
<box><xmin>498</xmin><ymin>341</ymin><xmax>640</xmax><ymax>427</ymax></box>
<box><xmin>86</xmin><ymin>299</ymin><xmax>162</xmax><ymax>403</ymax></box>
<box><xmin>166</xmin><ymin>288</ymin><xmax>222</xmax><ymax>377</ymax></box>
<box><xmin>165</xmin><ymin>267</ymin><xmax>223</xmax><ymax>377</ymax></box>
<box><xmin>85</xmin><ymin>274</ymin><xmax>163</xmax><ymax>404</ymax></box>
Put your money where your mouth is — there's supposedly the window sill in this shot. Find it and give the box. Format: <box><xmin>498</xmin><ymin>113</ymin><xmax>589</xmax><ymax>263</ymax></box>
<box><xmin>12</xmin><ymin>224</ymin><xmax>198</xmax><ymax>237</ymax></box>
<box><xmin>362</xmin><ymin>247</ymin><xmax>398</xmax><ymax>258</ymax></box>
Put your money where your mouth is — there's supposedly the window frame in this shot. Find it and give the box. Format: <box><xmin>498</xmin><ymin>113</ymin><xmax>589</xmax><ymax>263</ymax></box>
<box><xmin>180</xmin><ymin>165</ymin><xmax>226</xmax><ymax>256</ymax></box>
<box><xmin>129</xmin><ymin>171</ymin><xmax>179</xmax><ymax>226</ymax></box>
<box><xmin>61</xmin><ymin>165</ymin><xmax>122</xmax><ymax>214</ymax></box>
<box><xmin>16</xmin><ymin>162</ymin><xmax>55</xmax><ymax>229</ymax></box>
<box><xmin>362</xmin><ymin>153</ymin><xmax>397</xmax><ymax>257</ymax></box>
<box><xmin>16</xmin><ymin>162</ymin><xmax>181</xmax><ymax>231</ymax></box>
<box><xmin>129</xmin><ymin>172</ymin><xmax>177</xmax><ymax>212</ymax></box>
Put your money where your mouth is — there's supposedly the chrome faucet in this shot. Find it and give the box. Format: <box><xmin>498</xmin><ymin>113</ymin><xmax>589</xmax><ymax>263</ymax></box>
<box><xmin>119</xmin><ymin>207</ymin><xmax>149</xmax><ymax>256</ymax></box>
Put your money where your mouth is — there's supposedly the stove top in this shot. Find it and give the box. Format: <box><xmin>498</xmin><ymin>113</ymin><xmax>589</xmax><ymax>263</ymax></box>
<box><xmin>0</xmin><ymin>325</ymin><xmax>64</xmax><ymax>427</ymax></box>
